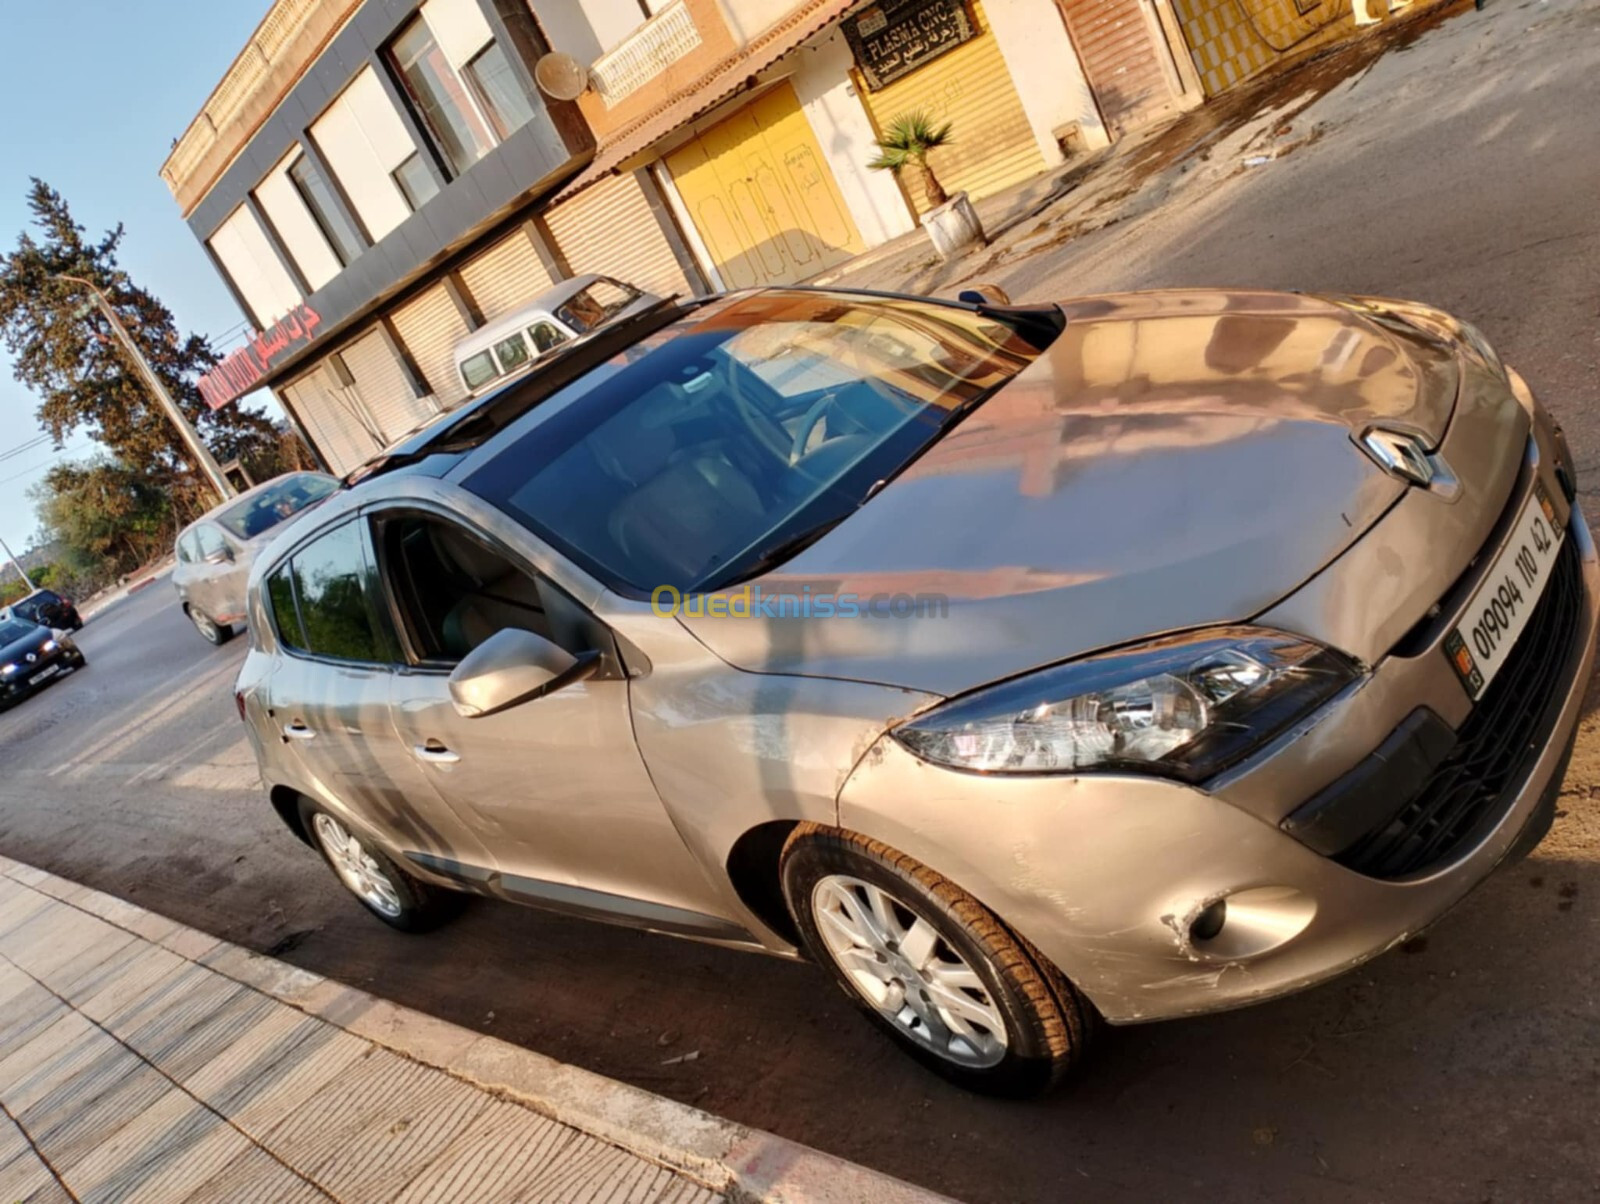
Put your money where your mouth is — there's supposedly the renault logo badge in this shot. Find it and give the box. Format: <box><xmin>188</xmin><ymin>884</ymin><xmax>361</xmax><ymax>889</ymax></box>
<box><xmin>1360</xmin><ymin>427</ymin><xmax>1436</xmax><ymax>486</ymax></box>
<box><xmin>24</xmin><ymin>653</ymin><xmax>35</xmax><ymax>664</ymax></box>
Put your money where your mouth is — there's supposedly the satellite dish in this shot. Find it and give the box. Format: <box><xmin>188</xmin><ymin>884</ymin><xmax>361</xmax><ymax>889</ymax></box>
<box><xmin>534</xmin><ymin>53</ymin><xmax>590</xmax><ymax>101</ymax></box>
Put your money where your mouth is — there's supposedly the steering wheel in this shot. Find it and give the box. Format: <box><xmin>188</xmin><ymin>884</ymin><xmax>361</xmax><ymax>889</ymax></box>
<box><xmin>724</xmin><ymin>360</ymin><xmax>793</xmax><ymax>465</ymax></box>
<box><xmin>788</xmin><ymin>393</ymin><xmax>839</xmax><ymax>466</ymax></box>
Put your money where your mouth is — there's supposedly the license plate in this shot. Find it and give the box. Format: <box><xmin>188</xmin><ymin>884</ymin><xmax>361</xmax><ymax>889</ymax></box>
<box><xmin>1445</xmin><ymin>482</ymin><xmax>1565</xmax><ymax>699</ymax></box>
<box><xmin>28</xmin><ymin>664</ymin><xmax>59</xmax><ymax>686</ymax></box>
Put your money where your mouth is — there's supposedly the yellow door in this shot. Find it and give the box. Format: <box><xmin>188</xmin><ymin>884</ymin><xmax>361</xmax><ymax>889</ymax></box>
<box><xmin>666</xmin><ymin>83</ymin><xmax>864</xmax><ymax>290</ymax></box>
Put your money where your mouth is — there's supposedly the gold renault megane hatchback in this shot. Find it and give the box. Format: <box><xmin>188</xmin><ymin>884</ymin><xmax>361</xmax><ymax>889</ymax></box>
<box><xmin>236</xmin><ymin>286</ymin><xmax>1594</xmax><ymax>1096</ymax></box>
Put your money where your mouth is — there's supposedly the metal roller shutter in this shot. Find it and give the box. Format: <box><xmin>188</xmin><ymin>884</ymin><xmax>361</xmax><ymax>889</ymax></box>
<box><xmin>340</xmin><ymin>328</ymin><xmax>435</xmax><ymax>444</ymax></box>
<box><xmin>459</xmin><ymin>229</ymin><xmax>556</xmax><ymax>320</ymax></box>
<box><xmin>1057</xmin><ymin>0</ymin><xmax>1181</xmax><ymax>135</ymax></box>
<box><xmin>546</xmin><ymin>173</ymin><xmax>693</xmax><ymax>299</ymax></box>
<box><xmin>854</xmin><ymin>0</ymin><xmax>1045</xmax><ymax>212</ymax></box>
<box><xmin>281</xmin><ymin>363</ymin><xmax>384</xmax><ymax>476</ymax></box>
<box><xmin>392</xmin><ymin>283</ymin><xmax>473</xmax><ymax>410</ymax></box>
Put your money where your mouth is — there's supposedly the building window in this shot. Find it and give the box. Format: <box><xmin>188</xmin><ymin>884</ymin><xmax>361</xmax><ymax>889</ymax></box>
<box><xmin>391</xmin><ymin>17</ymin><xmax>496</xmax><ymax>176</ymax></box>
<box><xmin>288</xmin><ymin>155</ymin><xmax>366</xmax><ymax>266</ymax></box>
<box><xmin>463</xmin><ymin>43</ymin><xmax>536</xmax><ymax>140</ymax></box>
<box><xmin>392</xmin><ymin>152</ymin><xmax>441</xmax><ymax>211</ymax></box>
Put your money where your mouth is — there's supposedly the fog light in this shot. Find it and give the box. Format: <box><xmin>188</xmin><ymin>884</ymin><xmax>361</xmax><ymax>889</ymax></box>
<box><xmin>1190</xmin><ymin>899</ymin><xmax>1227</xmax><ymax>942</ymax></box>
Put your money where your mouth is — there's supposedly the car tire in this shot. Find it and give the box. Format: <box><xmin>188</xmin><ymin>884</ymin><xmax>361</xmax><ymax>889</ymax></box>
<box><xmin>297</xmin><ymin>798</ymin><xmax>459</xmax><ymax>933</ymax></box>
<box><xmin>187</xmin><ymin>605</ymin><xmax>233</xmax><ymax>646</ymax></box>
<box><xmin>781</xmin><ymin>824</ymin><xmax>1095</xmax><ymax>1097</ymax></box>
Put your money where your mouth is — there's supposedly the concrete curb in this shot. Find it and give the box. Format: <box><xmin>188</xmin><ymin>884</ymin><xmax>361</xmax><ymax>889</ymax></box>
<box><xmin>0</xmin><ymin>855</ymin><xmax>955</xmax><ymax>1204</ymax></box>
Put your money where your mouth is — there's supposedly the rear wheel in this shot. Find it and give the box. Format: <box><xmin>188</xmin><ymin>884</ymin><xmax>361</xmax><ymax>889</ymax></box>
<box><xmin>187</xmin><ymin>605</ymin><xmax>233</xmax><ymax>646</ymax></box>
<box><xmin>299</xmin><ymin>799</ymin><xmax>458</xmax><ymax>933</ymax></box>
<box><xmin>782</xmin><ymin>825</ymin><xmax>1095</xmax><ymax>1097</ymax></box>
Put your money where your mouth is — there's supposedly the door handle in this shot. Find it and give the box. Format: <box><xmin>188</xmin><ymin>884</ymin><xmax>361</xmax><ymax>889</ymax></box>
<box><xmin>282</xmin><ymin>721</ymin><xmax>316</xmax><ymax>741</ymax></box>
<box><xmin>413</xmin><ymin>743</ymin><xmax>461</xmax><ymax>765</ymax></box>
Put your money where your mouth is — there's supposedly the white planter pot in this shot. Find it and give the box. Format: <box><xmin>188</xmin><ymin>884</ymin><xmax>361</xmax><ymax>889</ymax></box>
<box><xmin>920</xmin><ymin>191</ymin><xmax>986</xmax><ymax>260</ymax></box>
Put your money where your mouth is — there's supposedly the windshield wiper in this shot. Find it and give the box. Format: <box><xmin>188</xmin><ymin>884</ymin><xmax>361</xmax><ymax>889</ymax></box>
<box><xmin>700</xmin><ymin>516</ymin><xmax>849</xmax><ymax>593</ymax></box>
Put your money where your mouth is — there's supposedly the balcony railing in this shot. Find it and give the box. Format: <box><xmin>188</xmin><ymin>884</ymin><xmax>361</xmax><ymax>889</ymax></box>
<box><xmin>589</xmin><ymin>1</ymin><xmax>703</xmax><ymax>107</ymax></box>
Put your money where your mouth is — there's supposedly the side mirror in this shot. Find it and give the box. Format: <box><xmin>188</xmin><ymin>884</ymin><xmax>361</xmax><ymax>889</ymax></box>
<box><xmin>448</xmin><ymin>628</ymin><xmax>600</xmax><ymax>718</ymax></box>
<box><xmin>203</xmin><ymin>546</ymin><xmax>234</xmax><ymax>565</ymax></box>
<box><xmin>958</xmin><ymin>283</ymin><xmax>1012</xmax><ymax>307</ymax></box>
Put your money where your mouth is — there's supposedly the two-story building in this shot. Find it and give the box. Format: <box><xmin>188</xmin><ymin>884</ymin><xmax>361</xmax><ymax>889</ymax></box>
<box><xmin>165</xmin><ymin>0</ymin><xmax>1201</xmax><ymax>473</ymax></box>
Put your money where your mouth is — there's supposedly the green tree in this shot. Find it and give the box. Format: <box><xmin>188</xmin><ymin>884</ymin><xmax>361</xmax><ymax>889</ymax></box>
<box><xmin>0</xmin><ymin>179</ymin><xmax>282</xmax><ymax>524</ymax></box>
<box><xmin>27</xmin><ymin>457</ymin><xmax>174</xmax><ymax>583</ymax></box>
<box><xmin>868</xmin><ymin>111</ymin><xmax>955</xmax><ymax>211</ymax></box>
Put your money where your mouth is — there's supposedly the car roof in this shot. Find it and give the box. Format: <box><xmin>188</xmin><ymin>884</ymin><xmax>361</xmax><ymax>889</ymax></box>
<box><xmin>452</xmin><ymin>275</ymin><xmax>617</xmax><ymax>361</ymax></box>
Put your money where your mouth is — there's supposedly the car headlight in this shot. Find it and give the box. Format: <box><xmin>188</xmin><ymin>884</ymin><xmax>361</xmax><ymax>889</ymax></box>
<box><xmin>0</xmin><ymin>664</ymin><xmax>16</xmax><ymax>678</ymax></box>
<box><xmin>41</xmin><ymin>639</ymin><xmax>56</xmax><ymax>653</ymax></box>
<box><xmin>893</xmin><ymin>628</ymin><xmax>1358</xmax><ymax>781</ymax></box>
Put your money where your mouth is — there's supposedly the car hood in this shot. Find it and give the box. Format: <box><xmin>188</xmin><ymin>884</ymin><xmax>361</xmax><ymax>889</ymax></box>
<box><xmin>678</xmin><ymin>289</ymin><xmax>1462</xmax><ymax>697</ymax></box>
<box><xmin>0</xmin><ymin>630</ymin><xmax>51</xmax><ymax>664</ymax></box>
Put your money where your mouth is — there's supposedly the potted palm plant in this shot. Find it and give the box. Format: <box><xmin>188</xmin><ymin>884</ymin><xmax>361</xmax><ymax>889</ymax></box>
<box><xmin>869</xmin><ymin>111</ymin><xmax>986</xmax><ymax>259</ymax></box>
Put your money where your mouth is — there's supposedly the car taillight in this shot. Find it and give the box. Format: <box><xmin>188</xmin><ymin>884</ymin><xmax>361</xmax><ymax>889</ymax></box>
<box><xmin>234</xmin><ymin>691</ymin><xmax>247</xmax><ymax>722</ymax></box>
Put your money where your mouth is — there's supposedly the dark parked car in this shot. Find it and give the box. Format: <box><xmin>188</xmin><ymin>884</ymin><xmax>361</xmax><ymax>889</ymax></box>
<box><xmin>7</xmin><ymin>589</ymin><xmax>82</xmax><ymax>631</ymax></box>
<box><xmin>0</xmin><ymin>617</ymin><xmax>85</xmax><ymax>709</ymax></box>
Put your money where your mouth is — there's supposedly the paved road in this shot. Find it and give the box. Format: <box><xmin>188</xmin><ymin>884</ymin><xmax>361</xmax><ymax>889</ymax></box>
<box><xmin>3</xmin><ymin>5</ymin><xmax>1599</xmax><ymax>1201</ymax></box>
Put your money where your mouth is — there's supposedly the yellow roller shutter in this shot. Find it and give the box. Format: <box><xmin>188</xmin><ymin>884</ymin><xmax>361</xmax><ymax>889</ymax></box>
<box><xmin>392</xmin><ymin>283</ymin><xmax>473</xmax><ymax>410</ymax></box>
<box><xmin>662</xmin><ymin>83</ymin><xmax>865</xmax><ymax>291</ymax></box>
<box><xmin>340</xmin><ymin>328</ymin><xmax>435</xmax><ymax>443</ymax></box>
<box><xmin>281</xmin><ymin>362</ymin><xmax>383</xmax><ymax>476</ymax></box>
<box><xmin>855</xmin><ymin>0</ymin><xmax>1045</xmax><ymax>212</ymax></box>
<box><xmin>545</xmin><ymin>173</ymin><xmax>694</xmax><ymax>299</ymax></box>
<box><xmin>459</xmin><ymin>228</ymin><xmax>557</xmax><ymax>320</ymax></box>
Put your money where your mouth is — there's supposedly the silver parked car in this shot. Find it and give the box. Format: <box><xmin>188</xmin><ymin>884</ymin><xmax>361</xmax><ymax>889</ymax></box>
<box><xmin>174</xmin><ymin>472</ymin><xmax>339</xmax><ymax>644</ymax></box>
<box><xmin>236</xmin><ymin>287</ymin><xmax>1595</xmax><ymax>1096</ymax></box>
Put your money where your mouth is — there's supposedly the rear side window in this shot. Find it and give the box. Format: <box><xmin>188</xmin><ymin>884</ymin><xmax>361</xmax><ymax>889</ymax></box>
<box><xmin>267</xmin><ymin>565</ymin><xmax>307</xmax><ymax>651</ymax></box>
<box><xmin>494</xmin><ymin>334</ymin><xmax>530</xmax><ymax>373</ymax></box>
<box><xmin>195</xmin><ymin>525</ymin><xmax>229</xmax><ymax>560</ymax></box>
<box><xmin>291</xmin><ymin>523</ymin><xmax>384</xmax><ymax>662</ymax></box>
<box><xmin>176</xmin><ymin>532</ymin><xmax>197</xmax><ymax>564</ymax></box>
<box><xmin>460</xmin><ymin>350</ymin><xmax>499</xmax><ymax>391</ymax></box>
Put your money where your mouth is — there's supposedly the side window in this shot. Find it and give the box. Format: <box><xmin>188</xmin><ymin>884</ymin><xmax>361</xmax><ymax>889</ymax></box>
<box><xmin>494</xmin><ymin>333</ymin><xmax>530</xmax><ymax>373</ymax></box>
<box><xmin>375</xmin><ymin>513</ymin><xmax>556</xmax><ymax>665</ymax></box>
<box><xmin>460</xmin><ymin>350</ymin><xmax>499</xmax><ymax>392</ymax></box>
<box><xmin>267</xmin><ymin>564</ymin><xmax>307</xmax><ymax>651</ymax></box>
<box><xmin>289</xmin><ymin>522</ymin><xmax>386</xmax><ymax>662</ymax></box>
<box><xmin>176</xmin><ymin>532</ymin><xmax>195</xmax><ymax>564</ymax></box>
<box><xmin>528</xmin><ymin>321</ymin><xmax>568</xmax><ymax>355</ymax></box>
<box><xmin>195</xmin><ymin>525</ymin><xmax>228</xmax><ymax>561</ymax></box>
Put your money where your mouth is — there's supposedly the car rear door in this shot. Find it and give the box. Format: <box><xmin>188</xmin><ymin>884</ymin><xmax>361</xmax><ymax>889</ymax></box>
<box><xmin>261</xmin><ymin>519</ymin><xmax>495</xmax><ymax>869</ymax></box>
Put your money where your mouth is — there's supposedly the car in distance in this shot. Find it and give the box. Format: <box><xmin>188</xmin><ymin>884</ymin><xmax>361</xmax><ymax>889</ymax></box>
<box><xmin>0</xmin><ymin>615</ymin><xmax>85</xmax><ymax>710</ymax></box>
<box><xmin>174</xmin><ymin>472</ymin><xmax>339</xmax><ymax>644</ymax></box>
<box><xmin>451</xmin><ymin>275</ymin><xmax>658</xmax><ymax>399</ymax></box>
<box><xmin>235</xmin><ymin>286</ymin><xmax>1594</xmax><ymax>1096</ymax></box>
<box><xmin>5</xmin><ymin>588</ymin><xmax>82</xmax><ymax>631</ymax></box>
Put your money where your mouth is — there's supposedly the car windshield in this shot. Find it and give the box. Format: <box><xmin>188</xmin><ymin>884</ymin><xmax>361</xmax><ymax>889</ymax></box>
<box><xmin>12</xmin><ymin>594</ymin><xmax>50</xmax><ymax>618</ymax></box>
<box><xmin>0</xmin><ymin>619</ymin><xmax>38</xmax><ymax>645</ymax></box>
<box><xmin>556</xmin><ymin>280</ymin><xmax>639</xmax><ymax>333</ymax></box>
<box><xmin>215</xmin><ymin>474</ymin><xmax>338</xmax><ymax>540</ymax></box>
<box><xmin>464</xmin><ymin>290</ymin><xmax>1045</xmax><ymax>593</ymax></box>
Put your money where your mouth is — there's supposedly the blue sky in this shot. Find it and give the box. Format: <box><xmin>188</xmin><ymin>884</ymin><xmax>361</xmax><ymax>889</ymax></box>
<box><xmin>0</xmin><ymin>1</ymin><xmax>273</xmax><ymax>558</ymax></box>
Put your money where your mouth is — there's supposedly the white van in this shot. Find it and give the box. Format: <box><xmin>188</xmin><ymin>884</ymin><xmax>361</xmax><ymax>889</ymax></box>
<box><xmin>451</xmin><ymin>275</ymin><xmax>660</xmax><ymax>398</ymax></box>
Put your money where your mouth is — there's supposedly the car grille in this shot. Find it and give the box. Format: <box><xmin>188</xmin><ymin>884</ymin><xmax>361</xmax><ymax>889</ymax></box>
<box><xmin>1335</xmin><ymin>534</ymin><xmax>1585</xmax><ymax>880</ymax></box>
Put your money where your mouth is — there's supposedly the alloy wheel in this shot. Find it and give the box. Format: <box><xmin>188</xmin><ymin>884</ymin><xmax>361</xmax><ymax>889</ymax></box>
<box><xmin>810</xmin><ymin>873</ymin><xmax>1008</xmax><ymax>1068</ymax></box>
<box><xmin>312</xmin><ymin>813</ymin><xmax>404</xmax><ymax>918</ymax></box>
<box><xmin>191</xmin><ymin>609</ymin><xmax>219</xmax><ymax>642</ymax></box>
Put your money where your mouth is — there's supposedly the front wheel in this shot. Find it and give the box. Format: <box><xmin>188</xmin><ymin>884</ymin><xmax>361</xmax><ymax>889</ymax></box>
<box><xmin>782</xmin><ymin>825</ymin><xmax>1095</xmax><ymax>1097</ymax></box>
<box><xmin>299</xmin><ymin>799</ymin><xmax>458</xmax><ymax>933</ymax></box>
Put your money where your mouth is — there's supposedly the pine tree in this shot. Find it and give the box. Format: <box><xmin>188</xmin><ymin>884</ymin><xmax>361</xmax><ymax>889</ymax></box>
<box><xmin>0</xmin><ymin>179</ymin><xmax>283</xmax><ymax>522</ymax></box>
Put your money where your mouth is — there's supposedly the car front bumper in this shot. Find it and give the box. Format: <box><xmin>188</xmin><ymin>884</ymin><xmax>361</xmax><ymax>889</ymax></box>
<box><xmin>1</xmin><ymin>645</ymin><xmax>84</xmax><ymax>704</ymax></box>
<box><xmin>839</xmin><ymin>490</ymin><xmax>1598</xmax><ymax>1026</ymax></box>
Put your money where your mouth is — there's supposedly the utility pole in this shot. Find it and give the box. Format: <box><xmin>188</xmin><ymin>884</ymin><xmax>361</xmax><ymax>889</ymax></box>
<box><xmin>0</xmin><ymin>534</ymin><xmax>36</xmax><ymax>594</ymax></box>
<box><xmin>52</xmin><ymin>274</ymin><xmax>234</xmax><ymax>504</ymax></box>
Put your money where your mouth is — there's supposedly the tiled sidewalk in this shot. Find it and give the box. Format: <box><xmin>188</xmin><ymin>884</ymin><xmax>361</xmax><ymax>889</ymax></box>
<box><xmin>0</xmin><ymin>859</ymin><xmax>949</xmax><ymax>1203</ymax></box>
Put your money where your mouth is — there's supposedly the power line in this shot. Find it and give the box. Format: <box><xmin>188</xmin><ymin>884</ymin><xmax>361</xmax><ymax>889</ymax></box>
<box><xmin>0</xmin><ymin>435</ymin><xmax>54</xmax><ymax>464</ymax></box>
<box><xmin>0</xmin><ymin>443</ymin><xmax>94</xmax><ymax>488</ymax></box>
